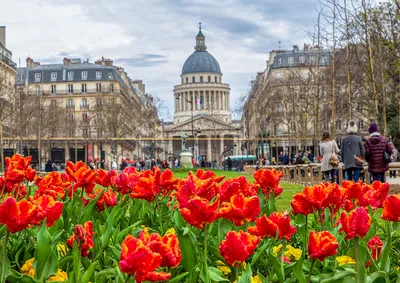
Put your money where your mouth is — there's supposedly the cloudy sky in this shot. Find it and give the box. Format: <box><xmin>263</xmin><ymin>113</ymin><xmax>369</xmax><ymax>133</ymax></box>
<box><xmin>1</xmin><ymin>0</ymin><xmax>320</xmax><ymax>120</ymax></box>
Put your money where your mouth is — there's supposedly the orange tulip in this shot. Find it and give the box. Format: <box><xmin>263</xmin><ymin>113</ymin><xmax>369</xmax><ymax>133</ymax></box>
<box><xmin>219</xmin><ymin>193</ymin><xmax>261</xmax><ymax>226</ymax></box>
<box><xmin>248</xmin><ymin>212</ymin><xmax>296</xmax><ymax>241</ymax></box>
<box><xmin>195</xmin><ymin>169</ymin><xmax>225</xmax><ymax>183</ymax></box>
<box><xmin>131</xmin><ymin>168</ymin><xmax>161</xmax><ymax>202</ymax></box>
<box><xmin>342</xmin><ymin>180</ymin><xmax>369</xmax><ymax>201</ymax></box>
<box><xmin>0</xmin><ymin>197</ymin><xmax>36</xmax><ymax>234</ymax></box>
<box><xmin>30</xmin><ymin>195</ymin><xmax>64</xmax><ymax>227</ymax></box>
<box><xmin>120</xmin><ymin>235</ymin><xmax>171</xmax><ymax>282</ymax></box>
<box><xmin>159</xmin><ymin>169</ymin><xmax>179</xmax><ymax>195</ymax></box>
<box><xmin>340</xmin><ymin>207</ymin><xmax>371</xmax><ymax>240</ymax></box>
<box><xmin>65</xmin><ymin>161</ymin><xmax>96</xmax><ymax>194</ymax></box>
<box><xmin>35</xmin><ymin>171</ymin><xmax>71</xmax><ymax>199</ymax></box>
<box><xmin>89</xmin><ymin>188</ymin><xmax>118</xmax><ymax>211</ymax></box>
<box><xmin>67</xmin><ymin>221</ymin><xmax>94</xmax><ymax>257</ymax></box>
<box><xmin>219</xmin><ymin>231</ymin><xmax>260</xmax><ymax>266</ymax></box>
<box><xmin>308</xmin><ymin>230</ymin><xmax>338</xmax><ymax>261</ymax></box>
<box><xmin>179</xmin><ymin>195</ymin><xmax>221</xmax><ymax>230</ymax></box>
<box><xmin>381</xmin><ymin>194</ymin><xmax>400</xmax><ymax>221</ymax></box>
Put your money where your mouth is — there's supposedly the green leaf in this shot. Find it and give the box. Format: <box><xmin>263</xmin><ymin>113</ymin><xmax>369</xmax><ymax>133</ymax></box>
<box><xmin>293</xmin><ymin>254</ymin><xmax>306</xmax><ymax>283</ymax></box>
<box><xmin>238</xmin><ymin>264</ymin><xmax>252</xmax><ymax>283</ymax></box>
<box><xmin>208</xmin><ymin>267</ymin><xmax>229</xmax><ymax>282</ymax></box>
<box><xmin>81</xmin><ymin>260</ymin><xmax>97</xmax><ymax>283</ymax></box>
<box><xmin>72</xmin><ymin>242</ymin><xmax>81</xmax><ymax>283</ymax></box>
<box><xmin>378</xmin><ymin>222</ymin><xmax>392</xmax><ymax>273</ymax></box>
<box><xmin>169</xmin><ymin>272</ymin><xmax>189</xmax><ymax>283</ymax></box>
<box><xmin>82</xmin><ymin>191</ymin><xmax>104</xmax><ymax>222</ymax></box>
<box><xmin>186</xmin><ymin>265</ymin><xmax>200</xmax><ymax>283</ymax></box>
<box><xmin>256</xmin><ymin>271</ymin><xmax>268</xmax><ymax>283</ymax></box>
<box><xmin>6</xmin><ymin>270</ymin><xmax>40</xmax><ymax>283</ymax></box>
<box><xmin>269</xmin><ymin>254</ymin><xmax>284</xmax><ymax>283</ymax></box>
<box><xmin>34</xmin><ymin>221</ymin><xmax>57</xmax><ymax>281</ymax></box>
<box><xmin>319</xmin><ymin>270</ymin><xmax>357</xmax><ymax>283</ymax></box>
<box><xmin>175</xmin><ymin>226</ymin><xmax>198</xmax><ymax>272</ymax></box>
<box><xmin>251</xmin><ymin>241</ymin><xmax>269</xmax><ymax>265</ymax></box>
<box><xmin>366</xmin><ymin>271</ymin><xmax>389</xmax><ymax>283</ymax></box>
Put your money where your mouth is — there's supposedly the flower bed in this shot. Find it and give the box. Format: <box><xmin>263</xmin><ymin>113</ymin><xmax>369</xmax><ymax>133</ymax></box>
<box><xmin>0</xmin><ymin>154</ymin><xmax>399</xmax><ymax>282</ymax></box>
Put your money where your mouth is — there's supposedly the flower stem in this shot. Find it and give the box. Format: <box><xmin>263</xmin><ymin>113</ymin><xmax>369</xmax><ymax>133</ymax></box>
<box><xmin>318</xmin><ymin>209</ymin><xmax>324</xmax><ymax>230</ymax></box>
<box><xmin>217</xmin><ymin>218</ymin><xmax>221</xmax><ymax>244</ymax></box>
<box><xmin>307</xmin><ymin>260</ymin><xmax>315</xmax><ymax>283</ymax></box>
<box><xmin>124</xmin><ymin>274</ymin><xmax>131</xmax><ymax>283</ymax></box>
<box><xmin>304</xmin><ymin>215</ymin><xmax>308</xmax><ymax>257</ymax></box>
<box><xmin>203</xmin><ymin>224</ymin><xmax>210</xmax><ymax>283</ymax></box>
<box><xmin>281</xmin><ymin>239</ymin><xmax>286</xmax><ymax>280</ymax></box>
<box><xmin>354</xmin><ymin>237</ymin><xmax>360</xmax><ymax>283</ymax></box>
<box><xmin>1</xmin><ymin>229</ymin><xmax>10</xmax><ymax>283</ymax></box>
<box><xmin>155</xmin><ymin>198</ymin><xmax>163</xmax><ymax>234</ymax></box>
<box><xmin>234</xmin><ymin>265</ymin><xmax>239</xmax><ymax>281</ymax></box>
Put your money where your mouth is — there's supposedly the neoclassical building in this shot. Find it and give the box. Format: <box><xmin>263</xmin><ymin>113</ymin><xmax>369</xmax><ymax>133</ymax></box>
<box><xmin>164</xmin><ymin>26</ymin><xmax>242</xmax><ymax>163</ymax></box>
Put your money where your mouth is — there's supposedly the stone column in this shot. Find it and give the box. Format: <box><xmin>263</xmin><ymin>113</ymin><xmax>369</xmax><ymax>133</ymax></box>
<box><xmin>227</xmin><ymin>92</ymin><xmax>230</xmax><ymax>110</ymax></box>
<box><xmin>220</xmin><ymin>92</ymin><xmax>223</xmax><ymax>110</ymax></box>
<box><xmin>216</xmin><ymin>91</ymin><xmax>219</xmax><ymax>110</ymax></box>
<box><xmin>207</xmin><ymin>136</ymin><xmax>212</xmax><ymax>162</ymax></box>
<box><xmin>220</xmin><ymin>134</ymin><xmax>224</xmax><ymax>163</ymax></box>
<box><xmin>192</xmin><ymin>91</ymin><xmax>195</xmax><ymax>111</ymax></box>
<box><xmin>222</xmin><ymin>92</ymin><xmax>225</xmax><ymax>110</ymax></box>
<box><xmin>210</xmin><ymin>91</ymin><xmax>213</xmax><ymax>110</ymax></box>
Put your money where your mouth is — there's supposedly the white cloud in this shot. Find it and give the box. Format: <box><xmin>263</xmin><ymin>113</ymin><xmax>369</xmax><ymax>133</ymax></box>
<box><xmin>0</xmin><ymin>0</ymin><xmax>319</xmax><ymax>120</ymax></box>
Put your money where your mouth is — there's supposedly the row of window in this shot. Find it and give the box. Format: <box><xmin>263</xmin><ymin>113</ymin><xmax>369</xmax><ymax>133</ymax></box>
<box><xmin>34</xmin><ymin>70</ymin><xmax>113</xmax><ymax>82</ymax></box>
<box><xmin>276</xmin><ymin>55</ymin><xmax>328</xmax><ymax>66</ymax></box>
<box><xmin>66</xmin><ymin>113</ymin><xmax>103</xmax><ymax>123</ymax></box>
<box><xmin>182</xmin><ymin>75</ymin><xmax>220</xmax><ymax>84</ymax></box>
<box><xmin>65</xmin><ymin>98</ymin><xmax>103</xmax><ymax>108</ymax></box>
<box><xmin>35</xmin><ymin>83</ymin><xmax>113</xmax><ymax>94</ymax></box>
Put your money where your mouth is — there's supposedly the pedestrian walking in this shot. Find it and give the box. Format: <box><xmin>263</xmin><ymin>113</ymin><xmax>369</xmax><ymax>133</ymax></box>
<box><xmin>365</xmin><ymin>123</ymin><xmax>394</xmax><ymax>182</ymax></box>
<box><xmin>319</xmin><ymin>131</ymin><xmax>339</xmax><ymax>183</ymax></box>
<box><xmin>341</xmin><ymin>120</ymin><xmax>365</xmax><ymax>182</ymax></box>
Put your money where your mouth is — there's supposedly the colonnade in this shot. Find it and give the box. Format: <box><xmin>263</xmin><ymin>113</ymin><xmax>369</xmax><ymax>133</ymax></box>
<box><xmin>174</xmin><ymin>90</ymin><xmax>230</xmax><ymax>112</ymax></box>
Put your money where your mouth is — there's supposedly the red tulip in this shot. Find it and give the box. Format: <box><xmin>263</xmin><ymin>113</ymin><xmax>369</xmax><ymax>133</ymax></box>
<box><xmin>85</xmin><ymin>188</ymin><xmax>118</xmax><ymax>211</ymax></box>
<box><xmin>219</xmin><ymin>231</ymin><xmax>260</xmax><ymax>266</ymax></box>
<box><xmin>308</xmin><ymin>231</ymin><xmax>338</xmax><ymax>261</ymax></box>
<box><xmin>115</xmin><ymin>167</ymin><xmax>140</xmax><ymax>194</ymax></box>
<box><xmin>177</xmin><ymin>175</ymin><xmax>216</xmax><ymax>208</ymax></box>
<box><xmin>254</xmin><ymin>169</ymin><xmax>284</xmax><ymax>198</ymax></box>
<box><xmin>219</xmin><ymin>193</ymin><xmax>261</xmax><ymax>226</ymax></box>
<box><xmin>30</xmin><ymin>195</ymin><xmax>63</xmax><ymax>227</ymax></box>
<box><xmin>248</xmin><ymin>212</ymin><xmax>296</xmax><ymax>241</ymax></box>
<box><xmin>159</xmin><ymin>169</ymin><xmax>179</xmax><ymax>195</ymax></box>
<box><xmin>120</xmin><ymin>235</ymin><xmax>171</xmax><ymax>282</ymax></box>
<box><xmin>358</xmin><ymin>182</ymin><xmax>390</xmax><ymax>209</ymax></box>
<box><xmin>130</xmin><ymin>168</ymin><xmax>161</xmax><ymax>202</ymax></box>
<box><xmin>381</xmin><ymin>194</ymin><xmax>400</xmax><ymax>221</ymax></box>
<box><xmin>179</xmin><ymin>195</ymin><xmax>221</xmax><ymax>230</ymax></box>
<box><xmin>218</xmin><ymin>176</ymin><xmax>258</xmax><ymax>202</ymax></box>
<box><xmin>96</xmin><ymin>169</ymin><xmax>117</xmax><ymax>188</ymax></box>
<box><xmin>0</xmin><ymin>197</ymin><xmax>36</xmax><ymax>233</ymax></box>
<box><xmin>35</xmin><ymin>171</ymin><xmax>71</xmax><ymax>199</ymax></box>
<box><xmin>367</xmin><ymin>236</ymin><xmax>383</xmax><ymax>261</ymax></box>
<box><xmin>138</xmin><ymin>228</ymin><xmax>182</xmax><ymax>268</ymax></box>
<box><xmin>67</xmin><ymin>221</ymin><xmax>94</xmax><ymax>257</ymax></box>
<box><xmin>340</xmin><ymin>207</ymin><xmax>371</xmax><ymax>240</ymax></box>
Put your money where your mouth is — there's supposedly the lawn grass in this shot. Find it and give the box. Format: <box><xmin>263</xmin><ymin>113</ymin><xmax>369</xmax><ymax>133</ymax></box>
<box><xmin>173</xmin><ymin>169</ymin><xmax>304</xmax><ymax>211</ymax></box>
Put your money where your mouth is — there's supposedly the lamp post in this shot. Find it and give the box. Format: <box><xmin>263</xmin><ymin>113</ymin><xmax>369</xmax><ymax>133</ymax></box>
<box><xmin>176</xmin><ymin>95</ymin><xmax>195</xmax><ymax>156</ymax></box>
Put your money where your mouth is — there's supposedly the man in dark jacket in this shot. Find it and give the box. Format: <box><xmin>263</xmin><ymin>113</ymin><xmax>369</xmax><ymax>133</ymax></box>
<box><xmin>341</xmin><ymin>120</ymin><xmax>365</xmax><ymax>182</ymax></box>
<box><xmin>365</xmin><ymin>123</ymin><xmax>394</xmax><ymax>182</ymax></box>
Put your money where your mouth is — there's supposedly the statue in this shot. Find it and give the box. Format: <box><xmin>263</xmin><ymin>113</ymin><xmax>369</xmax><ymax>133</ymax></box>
<box><xmin>181</xmin><ymin>131</ymin><xmax>189</xmax><ymax>151</ymax></box>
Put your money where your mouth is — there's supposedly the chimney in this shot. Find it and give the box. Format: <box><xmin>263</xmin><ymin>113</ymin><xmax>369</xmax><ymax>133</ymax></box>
<box><xmin>26</xmin><ymin>57</ymin><xmax>40</xmax><ymax>69</ymax></box>
<box><xmin>63</xmin><ymin>57</ymin><xmax>70</xmax><ymax>67</ymax></box>
<box><xmin>95</xmin><ymin>57</ymin><xmax>113</xmax><ymax>66</ymax></box>
<box><xmin>0</xmin><ymin>26</ymin><xmax>5</xmax><ymax>47</ymax></box>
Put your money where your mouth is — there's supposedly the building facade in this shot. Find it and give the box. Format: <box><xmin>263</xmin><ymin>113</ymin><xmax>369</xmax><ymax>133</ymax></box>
<box><xmin>164</xmin><ymin>26</ymin><xmax>242</xmax><ymax>164</ymax></box>
<box><xmin>2</xmin><ymin>56</ymin><xmax>161</xmax><ymax>169</ymax></box>
<box><xmin>243</xmin><ymin>44</ymin><xmax>368</xmax><ymax>158</ymax></box>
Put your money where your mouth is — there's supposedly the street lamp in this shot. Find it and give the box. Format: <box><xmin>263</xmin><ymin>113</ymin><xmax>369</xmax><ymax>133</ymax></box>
<box><xmin>176</xmin><ymin>95</ymin><xmax>195</xmax><ymax>156</ymax></box>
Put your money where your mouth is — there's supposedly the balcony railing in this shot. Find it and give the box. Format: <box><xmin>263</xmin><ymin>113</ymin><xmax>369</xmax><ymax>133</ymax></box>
<box><xmin>47</xmin><ymin>89</ymin><xmax>117</xmax><ymax>95</ymax></box>
<box><xmin>0</xmin><ymin>53</ymin><xmax>17</xmax><ymax>70</ymax></box>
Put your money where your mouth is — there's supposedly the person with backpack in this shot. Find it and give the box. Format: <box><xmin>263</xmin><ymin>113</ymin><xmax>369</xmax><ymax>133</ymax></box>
<box><xmin>341</xmin><ymin>120</ymin><xmax>365</xmax><ymax>182</ymax></box>
<box><xmin>365</xmin><ymin>123</ymin><xmax>394</xmax><ymax>182</ymax></box>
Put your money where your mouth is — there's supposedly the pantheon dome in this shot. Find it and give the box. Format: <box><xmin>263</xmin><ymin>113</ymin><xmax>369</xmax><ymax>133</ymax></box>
<box><xmin>164</xmin><ymin>24</ymin><xmax>242</xmax><ymax>164</ymax></box>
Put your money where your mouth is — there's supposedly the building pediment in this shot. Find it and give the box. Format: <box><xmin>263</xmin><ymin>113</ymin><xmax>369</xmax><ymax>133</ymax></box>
<box><xmin>168</xmin><ymin>114</ymin><xmax>239</xmax><ymax>133</ymax></box>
